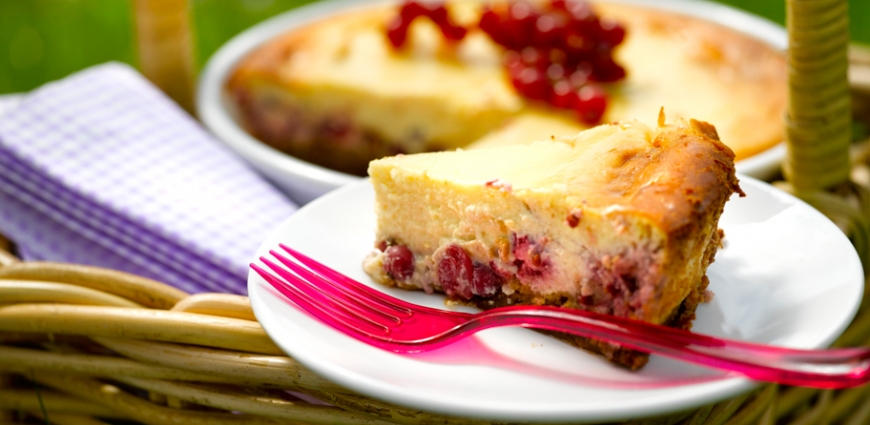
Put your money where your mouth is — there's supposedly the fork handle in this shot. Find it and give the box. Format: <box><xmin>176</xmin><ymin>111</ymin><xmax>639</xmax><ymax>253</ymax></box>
<box><xmin>438</xmin><ymin>308</ymin><xmax>870</xmax><ymax>389</ymax></box>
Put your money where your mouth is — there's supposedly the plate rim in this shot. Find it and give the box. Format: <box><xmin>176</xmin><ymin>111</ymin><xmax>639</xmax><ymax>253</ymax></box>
<box><xmin>248</xmin><ymin>174</ymin><xmax>864</xmax><ymax>422</ymax></box>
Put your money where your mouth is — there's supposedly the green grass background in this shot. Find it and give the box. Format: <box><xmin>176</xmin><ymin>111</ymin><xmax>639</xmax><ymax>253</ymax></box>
<box><xmin>0</xmin><ymin>0</ymin><xmax>867</xmax><ymax>95</ymax></box>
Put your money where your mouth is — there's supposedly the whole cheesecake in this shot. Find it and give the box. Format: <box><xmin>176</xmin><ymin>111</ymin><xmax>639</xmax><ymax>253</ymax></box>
<box><xmin>227</xmin><ymin>0</ymin><xmax>786</xmax><ymax>176</ymax></box>
<box><xmin>362</xmin><ymin>115</ymin><xmax>743</xmax><ymax>369</ymax></box>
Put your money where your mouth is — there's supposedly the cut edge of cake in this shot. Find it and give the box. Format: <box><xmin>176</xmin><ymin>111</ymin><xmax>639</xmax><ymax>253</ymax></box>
<box><xmin>362</xmin><ymin>113</ymin><xmax>743</xmax><ymax>369</ymax></box>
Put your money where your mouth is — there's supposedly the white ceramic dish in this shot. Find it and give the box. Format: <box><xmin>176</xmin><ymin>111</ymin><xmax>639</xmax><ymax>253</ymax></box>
<box><xmin>198</xmin><ymin>0</ymin><xmax>788</xmax><ymax>205</ymax></box>
<box><xmin>248</xmin><ymin>176</ymin><xmax>863</xmax><ymax>423</ymax></box>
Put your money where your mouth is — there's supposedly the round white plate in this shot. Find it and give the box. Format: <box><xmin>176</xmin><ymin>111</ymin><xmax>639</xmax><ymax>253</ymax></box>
<box><xmin>199</xmin><ymin>0</ymin><xmax>788</xmax><ymax>205</ymax></box>
<box><xmin>248</xmin><ymin>176</ymin><xmax>863</xmax><ymax>422</ymax></box>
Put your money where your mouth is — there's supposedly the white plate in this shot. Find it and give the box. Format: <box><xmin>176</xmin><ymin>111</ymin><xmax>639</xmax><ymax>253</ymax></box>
<box><xmin>248</xmin><ymin>176</ymin><xmax>863</xmax><ymax>422</ymax></box>
<box><xmin>198</xmin><ymin>0</ymin><xmax>788</xmax><ymax>205</ymax></box>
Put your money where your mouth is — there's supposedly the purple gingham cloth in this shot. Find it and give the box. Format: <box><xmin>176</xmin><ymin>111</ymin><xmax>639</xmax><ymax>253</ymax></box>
<box><xmin>0</xmin><ymin>63</ymin><xmax>298</xmax><ymax>294</ymax></box>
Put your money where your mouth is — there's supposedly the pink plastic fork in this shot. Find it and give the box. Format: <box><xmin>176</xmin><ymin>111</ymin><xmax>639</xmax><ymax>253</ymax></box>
<box><xmin>251</xmin><ymin>244</ymin><xmax>870</xmax><ymax>389</ymax></box>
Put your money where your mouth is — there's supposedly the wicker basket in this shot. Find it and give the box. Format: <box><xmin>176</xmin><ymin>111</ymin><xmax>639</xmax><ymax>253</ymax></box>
<box><xmin>1</xmin><ymin>243</ymin><xmax>868</xmax><ymax>425</ymax></box>
<box><xmin>2</xmin><ymin>0</ymin><xmax>870</xmax><ymax>423</ymax></box>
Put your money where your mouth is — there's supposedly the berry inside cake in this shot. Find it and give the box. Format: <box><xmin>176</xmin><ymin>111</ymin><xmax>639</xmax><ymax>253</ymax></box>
<box><xmin>363</xmin><ymin>114</ymin><xmax>743</xmax><ymax>369</ymax></box>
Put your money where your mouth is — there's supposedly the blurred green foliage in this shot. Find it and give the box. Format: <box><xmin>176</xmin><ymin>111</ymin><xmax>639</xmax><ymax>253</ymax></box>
<box><xmin>0</xmin><ymin>0</ymin><xmax>867</xmax><ymax>95</ymax></box>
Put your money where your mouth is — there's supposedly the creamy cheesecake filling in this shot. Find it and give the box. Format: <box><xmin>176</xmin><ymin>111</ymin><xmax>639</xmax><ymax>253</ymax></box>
<box><xmin>362</xmin><ymin>118</ymin><xmax>741</xmax><ymax>369</ymax></box>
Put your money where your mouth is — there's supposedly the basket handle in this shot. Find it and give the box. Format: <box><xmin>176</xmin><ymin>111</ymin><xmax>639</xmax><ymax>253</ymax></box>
<box><xmin>132</xmin><ymin>0</ymin><xmax>197</xmax><ymax>115</ymax></box>
<box><xmin>781</xmin><ymin>0</ymin><xmax>870</xmax><ymax>272</ymax></box>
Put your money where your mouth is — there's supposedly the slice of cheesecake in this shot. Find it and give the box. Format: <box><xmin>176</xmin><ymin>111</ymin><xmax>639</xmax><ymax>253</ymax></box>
<box><xmin>363</xmin><ymin>115</ymin><xmax>743</xmax><ymax>369</ymax></box>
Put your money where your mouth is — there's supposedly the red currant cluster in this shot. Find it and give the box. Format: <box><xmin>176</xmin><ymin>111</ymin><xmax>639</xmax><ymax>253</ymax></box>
<box><xmin>386</xmin><ymin>1</ymin><xmax>467</xmax><ymax>48</ymax></box>
<box><xmin>387</xmin><ymin>0</ymin><xmax>627</xmax><ymax>124</ymax></box>
<box><xmin>482</xmin><ymin>0</ymin><xmax>625</xmax><ymax>123</ymax></box>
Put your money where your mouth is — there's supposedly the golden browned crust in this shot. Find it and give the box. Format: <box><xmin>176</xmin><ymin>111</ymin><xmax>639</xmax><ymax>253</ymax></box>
<box><xmin>566</xmin><ymin>121</ymin><xmax>738</xmax><ymax>369</ymax></box>
<box><xmin>228</xmin><ymin>9</ymin><xmax>386</xmax><ymax>88</ymax></box>
<box><xmin>630</xmin><ymin>119</ymin><xmax>742</xmax><ymax>239</ymax></box>
<box><xmin>608</xmin><ymin>119</ymin><xmax>741</xmax><ymax>325</ymax></box>
<box><xmin>596</xmin><ymin>3</ymin><xmax>787</xmax><ymax>160</ymax></box>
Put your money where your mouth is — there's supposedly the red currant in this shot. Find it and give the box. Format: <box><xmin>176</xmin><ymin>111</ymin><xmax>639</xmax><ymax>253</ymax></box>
<box><xmin>521</xmin><ymin>47</ymin><xmax>549</xmax><ymax>70</ymax></box>
<box><xmin>479</xmin><ymin>8</ymin><xmax>506</xmax><ymax>44</ymax></box>
<box><xmin>546</xmin><ymin>63</ymin><xmax>565</xmax><ymax>81</ymax></box>
<box><xmin>441</xmin><ymin>23</ymin><xmax>467</xmax><ymax>41</ymax></box>
<box><xmin>384</xmin><ymin>245</ymin><xmax>415</xmax><ymax>281</ymax></box>
<box><xmin>550</xmin><ymin>79</ymin><xmax>577</xmax><ymax>108</ymax></box>
<box><xmin>504</xmin><ymin>2</ymin><xmax>538</xmax><ymax>48</ymax></box>
<box><xmin>597</xmin><ymin>18</ymin><xmax>626</xmax><ymax>47</ymax></box>
<box><xmin>387</xmin><ymin>0</ymin><xmax>625</xmax><ymax>125</ymax></box>
<box><xmin>388</xmin><ymin>0</ymin><xmax>469</xmax><ymax>48</ymax></box>
<box><xmin>400</xmin><ymin>1</ymin><xmax>425</xmax><ymax>20</ymax></box>
<box><xmin>564</xmin><ymin>31</ymin><xmax>595</xmax><ymax>56</ymax></box>
<box><xmin>427</xmin><ymin>4</ymin><xmax>450</xmax><ymax>26</ymax></box>
<box><xmin>513</xmin><ymin>66</ymin><xmax>549</xmax><ymax>101</ymax></box>
<box><xmin>438</xmin><ymin>245</ymin><xmax>474</xmax><ymax>300</ymax></box>
<box><xmin>550</xmin><ymin>0</ymin><xmax>568</xmax><ymax>11</ymax></box>
<box><xmin>471</xmin><ymin>263</ymin><xmax>502</xmax><ymax>297</ymax></box>
<box><xmin>386</xmin><ymin>16</ymin><xmax>408</xmax><ymax>48</ymax></box>
<box><xmin>575</xmin><ymin>84</ymin><xmax>607</xmax><ymax>124</ymax></box>
<box><xmin>534</xmin><ymin>13</ymin><xmax>567</xmax><ymax>47</ymax></box>
<box><xmin>548</xmin><ymin>48</ymin><xmax>567</xmax><ymax>64</ymax></box>
<box><xmin>590</xmin><ymin>56</ymin><xmax>626</xmax><ymax>82</ymax></box>
<box><xmin>565</xmin><ymin>1</ymin><xmax>596</xmax><ymax>27</ymax></box>
<box><xmin>568</xmin><ymin>66</ymin><xmax>591</xmax><ymax>87</ymax></box>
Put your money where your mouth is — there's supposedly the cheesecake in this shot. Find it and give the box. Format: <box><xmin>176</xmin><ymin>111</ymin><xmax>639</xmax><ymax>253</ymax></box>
<box><xmin>362</xmin><ymin>115</ymin><xmax>743</xmax><ymax>369</ymax></box>
<box><xmin>228</xmin><ymin>2</ymin><xmax>518</xmax><ymax>175</ymax></box>
<box><xmin>227</xmin><ymin>1</ymin><xmax>786</xmax><ymax>176</ymax></box>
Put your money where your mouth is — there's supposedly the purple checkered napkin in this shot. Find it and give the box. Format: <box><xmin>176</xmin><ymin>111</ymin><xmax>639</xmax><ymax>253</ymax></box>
<box><xmin>0</xmin><ymin>190</ymin><xmax>205</xmax><ymax>293</ymax></box>
<box><xmin>0</xmin><ymin>63</ymin><xmax>298</xmax><ymax>294</ymax></box>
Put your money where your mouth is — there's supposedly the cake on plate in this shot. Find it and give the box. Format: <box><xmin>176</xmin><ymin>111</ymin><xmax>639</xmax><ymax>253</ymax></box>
<box><xmin>362</xmin><ymin>114</ymin><xmax>743</xmax><ymax>369</ymax></box>
<box><xmin>227</xmin><ymin>0</ymin><xmax>786</xmax><ymax>176</ymax></box>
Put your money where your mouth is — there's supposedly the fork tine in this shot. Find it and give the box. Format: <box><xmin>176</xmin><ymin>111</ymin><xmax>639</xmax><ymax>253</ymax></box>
<box><xmin>279</xmin><ymin>244</ymin><xmax>415</xmax><ymax>316</ymax></box>
<box><xmin>251</xmin><ymin>263</ymin><xmax>348</xmax><ymax>325</ymax></box>
<box><xmin>254</xmin><ymin>259</ymin><xmax>391</xmax><ymax>335</ymax></box>
<box><xmin>260</xmin><ymin>255</ymin><xmax>397</xmax><ymax>329</ymax></box>
<box><xmin>268</xmin><ymin>249</ymin><xmax>403</xmax><ymax>325</ymax></box>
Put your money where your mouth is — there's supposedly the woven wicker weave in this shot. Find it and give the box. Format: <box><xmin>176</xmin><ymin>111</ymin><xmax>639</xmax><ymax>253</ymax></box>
<box><xmin>0</xmin><ymin>237</ymin><xmax>869</xmax><ymax>424</ymax></box>
<box><xmin>2</xmin><ymin>0</ymin><xmax>870</xmax><ymax>423</ymax></box>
